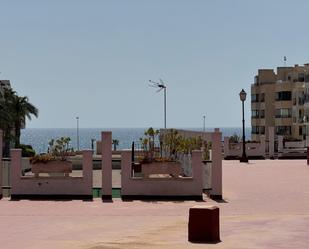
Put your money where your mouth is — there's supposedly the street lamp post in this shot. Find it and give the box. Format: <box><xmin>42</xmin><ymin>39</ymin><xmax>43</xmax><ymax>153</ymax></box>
<box><xmin>239</xmin><ymin>89</ymin><xmax>248</xmax><ymax>163</ymax></box>
<box><xmin>163</xmin><ymin>86</ymin><xmax>166</xmax><ymax>129</ymax></box>
<box><xmin>76</xmin><ymin>116</ymin><xmax>80</xmax><ymax>151</ymax></box>
<box><xmin>203</xmin><ymin>115</ymin><xmax>206</xmax><ymax>132</ymax></box>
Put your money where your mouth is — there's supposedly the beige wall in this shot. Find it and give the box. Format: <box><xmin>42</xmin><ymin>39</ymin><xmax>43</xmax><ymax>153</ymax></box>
<box><xmin>251</xmin><ymin>64</ymin><xmax>309</xmax><ymax>141</ymax></box>
<box><xmin>251</xmin><ymin>82</ymin><xmax>276</xmax><ymax>141</ymax></box>
<box><xmin>257</xmin><ymin>69</ymin><xmax>276</xmax><ymax>84</ymax></box>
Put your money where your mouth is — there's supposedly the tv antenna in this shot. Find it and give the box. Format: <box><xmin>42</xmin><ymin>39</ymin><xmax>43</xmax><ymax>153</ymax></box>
<box><xmin>284</xmin><ymin>56</ymin><xmax>287</xmax><ymax>67</ymax></box>
<box><xmin>149</xmin><ymin>78</ymin><xmax>167</xmax><ymax>129</ymax></box>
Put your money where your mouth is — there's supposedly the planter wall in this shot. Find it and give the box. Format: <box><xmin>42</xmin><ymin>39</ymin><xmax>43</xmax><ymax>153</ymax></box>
<box><xmin>141</xmin><ymin>161</ymin><xmax>182</xmax><ymax>178</ymax></box>
<box><xmin>31</xmin><ymin>160</ymin><xmax>72</xmax><ymax>177</ymax></box>
<box><xmin>224</xmin><ymin>136</ymin><xmax>266</xmax><ymax>159</ymax></box>
<box><xmin>10</xmin><ymin>149</ymin><xmax>93</xmax><ymax>200</ymax></box>
<box><xmin>121</xmin><ymin>150</ymin><xmax>204</xmax><ymax>200</ymax></box>
<box><xmin>0</xmin><ymin>130</ymin><xmax>2</xmax><ymax>199</ymax></box>
<box><xmin>278</xmin><ymin>135</ymin><xmax>308</xmax><ymax>159</ymax></box>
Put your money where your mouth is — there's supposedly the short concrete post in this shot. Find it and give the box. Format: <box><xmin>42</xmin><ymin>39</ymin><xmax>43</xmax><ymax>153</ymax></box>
<box><xmin>210</xmin><ymin>128</ymin><xmax>222</xmax><ymax>200</ymax></box>
<box><xmin>278</xmin><ymin>136</ymin><xmax>283</xmax><ymax>152</ymax></box>
<box><xmin>306</xmin><ymin>136</ymin><xmax>309</xmax><ymax>148</ymax></box>
<box><xmin>305</xmin><ymin>136</ymin><xmax>309</xmax><ymax>165</ymax></box>
<box><xmin>0</xmin><ymin>130</ymin><xmax>3</xmax><ymax>199</ymax></box>
<box><xmin>223</xmin><ymin>136</ymin><xmax>229</xmax><ymax>159</ymax></box>
<box><xmin>260</xmin><ymin>135</ymin><xmax>266</xmax><ymax>158</ymax></box>
<box><xmin>268</xmin><ymin>127</ymin><xmax>275</xmax><ymax>159</ymax></box>
<box><xmin>82</xmin><ymin>150</ymin><xmax>93</xmax><ymax>199</ymax></box>
<box><xmin>188</xmin><ymin>205</ymin><xmax>220</xmax><ymax>243</ymax></box>
<box><xmin>101</xmin><ymin>132</ymin><xmax>112</xmax><ymax>200</ymax></box>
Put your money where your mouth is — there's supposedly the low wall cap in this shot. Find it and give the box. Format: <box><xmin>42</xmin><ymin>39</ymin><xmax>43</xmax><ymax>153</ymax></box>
<box><xmin>191</xmin><ymin>205</ymin><xmax>219</xmax><ymax>210</ymax></box>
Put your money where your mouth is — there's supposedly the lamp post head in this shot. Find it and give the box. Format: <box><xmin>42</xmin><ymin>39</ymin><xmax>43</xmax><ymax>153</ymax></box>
<box><xmin>239</xmin><ymin>89</ymin><xmax>247</xmax><ymax>102</ymax></box>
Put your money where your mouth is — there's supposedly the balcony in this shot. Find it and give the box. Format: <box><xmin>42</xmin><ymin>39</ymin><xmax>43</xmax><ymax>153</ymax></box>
<box><xmin>275</xmin><ymin>115</ymin><xmax>292</xmax><ymax>118</ymax></box>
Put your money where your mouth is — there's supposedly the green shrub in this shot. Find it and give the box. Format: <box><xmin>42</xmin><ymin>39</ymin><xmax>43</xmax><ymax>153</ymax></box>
<box><xmin>18</xmin><ymin>144</ymin><xmax>36</xmax><ymax>157</ymax></box>
<box><xmin>229</xmin><ymin>133</ymin><xmax>240</xmax><ymax>143</ymax></box>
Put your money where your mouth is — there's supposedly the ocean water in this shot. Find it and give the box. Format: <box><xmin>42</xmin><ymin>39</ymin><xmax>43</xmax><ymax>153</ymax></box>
<box><xmin>20</xmin><ymin>127</ymin><xmax>251</xmax><ymax>154</ymax></box>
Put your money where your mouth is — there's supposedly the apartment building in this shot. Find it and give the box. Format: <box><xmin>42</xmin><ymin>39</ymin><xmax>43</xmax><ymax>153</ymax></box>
<box><xmin>251</xmin><ymin>64</ymin><xmax>309</xmax><ymax>142</ymax></box>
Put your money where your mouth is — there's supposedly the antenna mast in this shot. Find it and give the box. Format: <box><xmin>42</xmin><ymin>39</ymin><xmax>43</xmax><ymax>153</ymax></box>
<box><xmin>284</xmin><ymin>56</ymin><xmax>287</xmax><ymax>67</ymax></box>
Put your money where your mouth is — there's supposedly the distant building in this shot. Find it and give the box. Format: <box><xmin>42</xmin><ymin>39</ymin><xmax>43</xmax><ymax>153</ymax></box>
<box><xmin>251</xmin><ymin>64</ymin><xmax>309</xmax><ymax>142</ymax></box>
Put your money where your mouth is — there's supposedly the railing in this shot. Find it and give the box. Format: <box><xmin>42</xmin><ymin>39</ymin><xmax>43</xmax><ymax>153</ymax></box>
<box><xmin>275</xmin><ymin>115</ymin><xmax>292</xmax><ymax>118</ymax></box>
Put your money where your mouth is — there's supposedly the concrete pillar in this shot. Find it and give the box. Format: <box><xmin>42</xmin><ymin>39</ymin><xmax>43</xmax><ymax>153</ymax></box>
<box><xmin>0</xmin><ymin>130</ymin><xmax>2</xmax><ymax>199</ymax></box>
<box><xmin>210</xmin><ymin>128</ymin><xmax>222</xmax><ymax>200</ymax></box>
<box><xmin>120</xmin><ymin>150</ymin><xmax>132</xmax><ymax>197</ymax></box>
<box><xmin>101</xmin><ymin>131</ymin><xmax>112</xmax><ymax>200</ymax></box>
<box><xmin>223</xmin><ymin>136</ymin><xmax>229</xmax><ymax>159</ymax></box>
<box><xmin>82</xmin><ymin>150</ymin><xmax>93</xmax><ymax>198</ymax></box>
<box><xmin>269</xmin><ymin>127</ymin><xmax>275</xmax><ymax>159</ymax></box>
<box><xmin>10</xmin><ymin>149</ymin><xmax>22</xmax><ymax>196</ymax></box>
<box><xmin>278</xmin><ymin>136</ymin><xmax>284</xmax><ymax>152</ymax></box>
<box><xmin>191</xmin><ymin>150</ymin><xmax>203</xmax><ymax>195</ymax></box>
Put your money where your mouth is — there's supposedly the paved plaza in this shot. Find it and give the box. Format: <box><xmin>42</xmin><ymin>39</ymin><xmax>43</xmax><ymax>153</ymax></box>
<box><xmin>1</xmin><ymin>159</ymin><xmax>309</xmax><ymax>248</ymax></box>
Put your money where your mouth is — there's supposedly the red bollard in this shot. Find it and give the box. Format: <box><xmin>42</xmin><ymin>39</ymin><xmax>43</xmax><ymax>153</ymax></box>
<box><xmin>188</xmin><ymin>205</ymin><xmax>220</xmax><ymax>243</ymax></box>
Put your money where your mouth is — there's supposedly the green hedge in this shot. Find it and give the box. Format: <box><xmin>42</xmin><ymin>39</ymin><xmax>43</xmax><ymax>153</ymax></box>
<box><xmin>18</xmin><ymin>144</ymin><xmax>36</xmax><ymax>157</ymax></box>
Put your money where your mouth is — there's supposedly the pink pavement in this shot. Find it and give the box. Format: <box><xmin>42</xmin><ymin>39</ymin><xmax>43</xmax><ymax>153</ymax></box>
<box><xmin>1</xmin><ymin>159</ymin><xmax>309</xmax><ymax>249</ymax></box>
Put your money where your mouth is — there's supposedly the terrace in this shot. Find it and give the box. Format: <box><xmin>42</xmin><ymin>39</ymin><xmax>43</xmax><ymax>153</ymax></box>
<box><xmin>0</xmin><ymin>159</ymin><xmax>308</xmax><ymax>248</ymax></box>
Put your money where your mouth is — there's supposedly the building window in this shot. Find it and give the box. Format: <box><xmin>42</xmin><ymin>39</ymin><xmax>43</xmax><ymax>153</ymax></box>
<box><xmin>260</xmin><ymin>126</ymin><xmax>265</xmax><ymax>134</ymax></box>
<box><xmin>251</xmin><ymin>110</ymin><xmax>259</xmax><ymax>118</ymax></box>
<box><xmin>252</xmin><ymin>126</ymin><xmax>259</xmax><ymax>134</ymax></box>
<box><xmin>276</xmin><ymin>91</ymin><xmax>292</xmax><ymax>101</ymax></box>
<box><xmin>276</xmin><ymin>126</ymin><xmax>291</xmax><ymax>135</ymax></box>
<box><xmin>299</xmin><ymin>126</ymin><xmax>303</xmax><ymax>136</ymax></box>
<box><xmin>298</xmin><ymin>96</ymin><xmax>304</xmax><ymax>105</ymax></box>
<box><xmin>298</xmin><ymin>73</ymin><xmax>305</xmax><ymax>82</ymax></box>
<box><xmin>251</xmin><ymin>94</ymin><xmax>259</xmax><ymax>102</ymax></box>
<box><xmin>293</xmin><ymin>116</ymin><xmax>297</xmax><ymax>123</ymax></box>
<box><xmin>260</xmin><ymin>110</ymin><xmax>265</xmax><ymax>118</ymax></box>
<box><xmin>275</xmin><ymin>108</ymin><xmax>292</xmax><ymax>118</ymax></box>
<box><xmin>260</xmin><ymin>93</ymin><xmax>265</xmax><ymax>102</ymax></box>
<box><xmin>254</xmin><ymin>76</ymin><xmax>259</xmax><ymax>84</ymax></box>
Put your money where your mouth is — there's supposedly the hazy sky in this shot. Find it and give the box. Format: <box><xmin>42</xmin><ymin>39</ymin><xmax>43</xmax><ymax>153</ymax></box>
<box><xmin>1</xmin><ymin>0</ymin><xmax>309</xmax><ymax>128</ymax></box>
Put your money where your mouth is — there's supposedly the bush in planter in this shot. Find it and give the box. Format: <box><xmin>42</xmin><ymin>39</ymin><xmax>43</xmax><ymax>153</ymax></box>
<box><xmin>30</xmin><ymin>154</ymin><xmax>55</xmax><ymax>164</ymax></box>
<box><xmin>18</xmin><ymin>144</ymin><xmax>36</xmax><ymax>157</ymax></box>
<box><xmin>30</xmin><ymin>136</ymin><xmax>74</xmax><ymax>164</ymax></box>
<box><xmin>138</xmin><ymin>127</ymin><xmax>160</xmax><ymax>163</ymax></box>
<box><xmin>48</xmin><ymin>137</ymin><xmax>74</xmax><ymax>161</ymax></box>
<box><xmin>229</xmin><ymin>133</ymin><xmax>240</xmax><ymax>143</ymax></box>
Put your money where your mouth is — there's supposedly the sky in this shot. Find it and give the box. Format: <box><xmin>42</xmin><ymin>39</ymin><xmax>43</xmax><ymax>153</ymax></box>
<box><xmin>1</xmin><ymin>0</ymin><xmax>309</xmax><ymax>128</ymax></box>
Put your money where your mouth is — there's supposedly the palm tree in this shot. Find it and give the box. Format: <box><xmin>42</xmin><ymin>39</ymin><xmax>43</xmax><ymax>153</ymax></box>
<box><xmin>10</xmin><ymin>94</ymin><xmax>38</xmax><ymax>147</ymax></box>
<box><xmin>0</xmin><ymin>88</ymin><xmax>15</xmax><ymax>156</ymax></box>
<box><xmin>112</xmin><ymin>139</ymin><xmax>119</xmax><ymax>151</ymax></box>
<box><xmin>0</xmin><ymin>104</ymin><xmax>12</xmax><ymax>156</ymax></box>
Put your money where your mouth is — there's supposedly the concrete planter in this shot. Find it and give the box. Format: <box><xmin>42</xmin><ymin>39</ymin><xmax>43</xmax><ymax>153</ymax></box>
<box><xmin>31</xmin><ymin>160</ymin><xmax>72</xmax><ymax>177</ymax></box>
<box><xmin>141</xmin><ymin>161</ymin><xmax>182</xmax><ymax>178</ymax></box>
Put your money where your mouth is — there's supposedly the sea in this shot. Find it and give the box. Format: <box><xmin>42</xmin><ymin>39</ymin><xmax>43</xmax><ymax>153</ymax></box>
<box><xmin>21</xmin><ymin>127</ymin><xmax>251</xmax><ymax>154</ymax></box>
